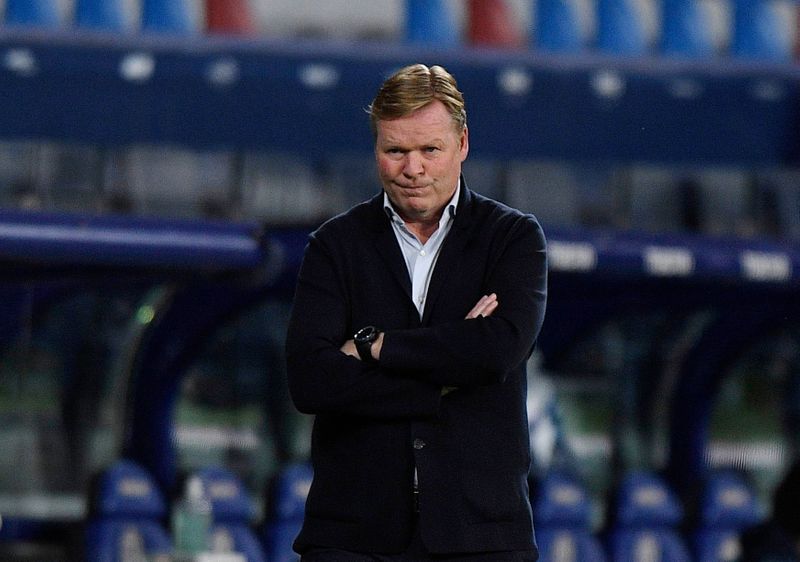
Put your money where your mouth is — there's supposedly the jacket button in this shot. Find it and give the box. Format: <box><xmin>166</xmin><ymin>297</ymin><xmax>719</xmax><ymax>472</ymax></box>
<box><xmin>413</xmin><ymin>438</ymin><xmax>426</xmax><ymax>450</ymax></box>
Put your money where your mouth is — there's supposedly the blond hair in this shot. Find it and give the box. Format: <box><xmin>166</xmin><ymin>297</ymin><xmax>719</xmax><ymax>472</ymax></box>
<box><xmin>368</xmin><ymin>64</ymin><xmax>466</xmax><ymax>137</ymax></box>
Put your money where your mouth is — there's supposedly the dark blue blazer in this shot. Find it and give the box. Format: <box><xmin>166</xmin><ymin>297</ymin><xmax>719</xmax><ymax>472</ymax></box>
<box><xmin>286</xmin><ymin>182</ymin><xmax>547</xmax><ymax>555</ymax></box>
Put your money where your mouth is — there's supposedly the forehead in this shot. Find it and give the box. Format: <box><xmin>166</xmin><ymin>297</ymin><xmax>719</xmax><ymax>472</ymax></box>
<box><xmin>375</xmin><ymin>101</ymin><xmax>459</xmax><ymax>143</ymax></box>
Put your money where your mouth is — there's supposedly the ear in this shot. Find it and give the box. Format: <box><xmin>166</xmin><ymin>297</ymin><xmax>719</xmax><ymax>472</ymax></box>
<box><xmin>459</xmin><ymin>126</ymin><xmax>469</xmax><ymax>161</ymax></box>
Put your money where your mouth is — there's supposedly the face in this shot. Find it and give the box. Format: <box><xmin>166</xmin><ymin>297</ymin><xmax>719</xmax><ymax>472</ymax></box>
<box><xmin>375</xmin><ymin>100</ymin><xmax>468</xmax><ymax>224</ymax></box>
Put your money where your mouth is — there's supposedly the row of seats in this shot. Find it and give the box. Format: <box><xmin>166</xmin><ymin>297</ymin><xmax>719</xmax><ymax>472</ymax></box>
<box><xmin>3</xmin><ymin>0</ymin><xmax>798</xmax><ymax>61</ymax></box>
<box><xmin>85</xmin><ymin>459</ymin><xmax>313</xmax><ymax>562</ymax></box>
<box><xmin>533</xmin><ymin>469</ymin><xmax>762</xmax><ymax>562</ymax></box>
<box><xmin>88</xmin><ymin>458</ymin><xmax>761</xmax><ymax>562</ymax></box>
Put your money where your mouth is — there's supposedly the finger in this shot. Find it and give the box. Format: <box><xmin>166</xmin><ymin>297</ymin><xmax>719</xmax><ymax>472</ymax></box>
<box><xmin>466</xmin><ymin>293</ymin><xmax>497</xmax><ymax>319</ymax></box>
<box><xmin>481</xmin><ymin>299</ymin><xmax>499</xmax><ymax>318</ymax></box>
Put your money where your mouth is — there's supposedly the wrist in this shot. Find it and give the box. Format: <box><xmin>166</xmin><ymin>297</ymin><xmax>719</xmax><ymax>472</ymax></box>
<box><xmin>354</xmin><ymin>326</ymin><xmax>380</xmax><ymax>362</ymax></box>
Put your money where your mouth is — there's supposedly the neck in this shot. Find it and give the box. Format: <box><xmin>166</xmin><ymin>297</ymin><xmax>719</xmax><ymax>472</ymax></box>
<box><xmin>405</xmin><ymin>218</ymin><xmax>441</xmax><ymax>244</ymax></box>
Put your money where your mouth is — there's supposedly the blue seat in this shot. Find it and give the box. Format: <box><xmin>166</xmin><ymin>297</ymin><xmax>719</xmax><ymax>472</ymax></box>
<box><xmin>533</xmin><ymin>0</ymin><xmax>584</xmax><ymax>53</ymax></box>
<box><xmin>263</xmin><ymin>462</ymin><xmax>313</xmax><ymax>562</ymax></box>
<box><xmin>608</xmin><ymin>471</ymin><xmax>691</xmax><ymax>562</ymax></box>
<box><xmin>731</xmin><ymin>0</ymin><xmax>794</xmax><ymax>61</ymax></box>
<box><xmin>193</xmin><ymin>466</ymin><xmax>266</xmax><ymax>562</ymax></box>
<box><xmin>85</xmin><ymin>459</ymin><xmax>173</xmax><ymax>562</ymax></box>
<box><xmin>141</xmin><ymin>0</ymin><xmax>195</xmax><ymax>34</ymax></box>
<box><xmin>533</xmin><ymin>470</ymin><xmax>607</xmax><ymax>562</ymax></box>
<box><xmin>661</xmin><ymin>0</ymin><xmax>714</xmax><ymax>57</ymax></box>
<box><xmin>75</xmin><ymin>0</ymin><xmax>127</xmax><ymax>31</ymax></box>
<box><xmin>403</xmin><ymin>0</ymin><xmax>459</xmax><ymax>47</ymax></box>
<box><xmin>693</xmin><ymin>471</ymin><xmax>762</xmax><ymax>562</ymax></box>
<box><xmin>4</xmin><ymin>0</ymin><xmax>60</xmax><ymax>27</ymax></box>
<box><xmin>596</xmin><ymin>0</ymin><xmax>648</xmax><ymax>55</ymax></box>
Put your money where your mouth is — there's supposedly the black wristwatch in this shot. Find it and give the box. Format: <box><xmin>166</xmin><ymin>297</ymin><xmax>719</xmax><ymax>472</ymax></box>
<box><xmin>354</xmin><ymin>326</ymin><xmax>380</xmax><ymax>362</ymax></box>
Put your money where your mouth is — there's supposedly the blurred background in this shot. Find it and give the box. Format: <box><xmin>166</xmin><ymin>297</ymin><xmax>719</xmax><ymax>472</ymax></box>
<box><xmin>0</xmin><ymin>0</ymin><xmax>799</xmax><ymax>560</ymax></box>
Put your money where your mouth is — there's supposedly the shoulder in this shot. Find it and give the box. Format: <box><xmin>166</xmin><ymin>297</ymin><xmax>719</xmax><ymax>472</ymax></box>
<box><xmin>464</xmin><ymin>189</ymin><xmax>545</xmax><ymax>244</ymax></box>
<box><xmin>311</xmin><ymin>197</ymin><xmax>381</xmax><ymax>244</ymax></box>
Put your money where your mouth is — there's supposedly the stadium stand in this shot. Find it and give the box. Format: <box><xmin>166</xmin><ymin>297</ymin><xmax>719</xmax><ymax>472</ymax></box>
<box><xmin>84</xmin><ymin>459</ymin><xmax>173</xmax><ymax>562</ymax></box>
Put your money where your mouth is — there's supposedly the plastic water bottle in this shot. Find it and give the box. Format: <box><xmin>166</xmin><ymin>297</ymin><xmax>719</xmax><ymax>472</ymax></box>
<box><xmin>172</xmin><ymin>475</ymin><xmax>212</xmax><ymax>556</ymax></box>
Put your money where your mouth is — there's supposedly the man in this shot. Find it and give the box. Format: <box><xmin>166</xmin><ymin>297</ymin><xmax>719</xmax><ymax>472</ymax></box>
<box><xmin>286</xmin><ymin>63</ymin><xmax>547</xmax><ymax>560</ymax></box>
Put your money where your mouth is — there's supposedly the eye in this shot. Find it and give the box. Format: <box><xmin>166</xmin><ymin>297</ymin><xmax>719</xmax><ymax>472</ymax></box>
<box><xmin>424</xmin><ymin>146</ymin><xmax>440</xmax><ymax>153</ymax></box>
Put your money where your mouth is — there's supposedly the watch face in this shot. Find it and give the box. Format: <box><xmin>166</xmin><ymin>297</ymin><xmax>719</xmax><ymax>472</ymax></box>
<box><xmin>355</xmin><ymin>326</ymin><xmax>377</xmax><ymax>343</ymax></box>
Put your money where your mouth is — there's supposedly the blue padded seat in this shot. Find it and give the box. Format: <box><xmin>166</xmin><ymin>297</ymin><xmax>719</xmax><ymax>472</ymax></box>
<box><xmin>661</xmin><ymin>0</ymin><xmax>715</xmax><ymax>57</ymax></box>
<box><xmin>693</xmin><ymin>471</ymin><xmax>762</xmax><ymax>562</ymax></box>
<box><xmin>263</xmin><ymin>462</ymin><xmax>313</xmax><ymax>562</ymax></box>
<box><xmin>75</xmin><ymin>0</ymin><xmax>127</xmax><ymax>31</ymax></box>
<box><xmin>731</xmin><ymin>0</ymin><xmax>794</xmax><ymax>61</ymax></box>
<box><xmin>85</xmin><ymin>459</ymin><xmax>173</xmax><ymax>562</ymax></box>
<box><xmin>404</xmin><ymin>0</ymin><xmax>460</xmax><ymax>47</ymax></box>
<box><xmin>4</xmin><ymin>0</ymin><xmax>60</xmax><ymax>27</ymax></box>
<box><xmin>534</xmin><ymin>0</ymin><xmax>584</xmax><ymax>53</ymax></box>
<box><xmin>609</xmin><ymin>471</ymin><xmax>691</xmax><ymax>562</ymax></box>
<box><xmin>533</xmin><ymin>470</ymin><xmax>607</xmax><ymax>562</ymax></box>
<box><xmin>141</xmin><ymin>0</ymin><xmax>195</xmax><ymax>34</ymax></box>
<box><xmin>596</xmin><ymin>0</ymin><xmax>648</xmax><ymax>55</ymax></box>
<box><xmin>193</xmin><ymin>466</ymin><xmax>266</xmax><ymax>562</ymax></box>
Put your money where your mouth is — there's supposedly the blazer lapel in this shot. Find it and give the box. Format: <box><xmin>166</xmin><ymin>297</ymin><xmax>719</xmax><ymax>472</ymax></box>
<box><xmin>368</xmin><ymin>196</ymin><xmax>413</xmax><ymax>301</ymax></box>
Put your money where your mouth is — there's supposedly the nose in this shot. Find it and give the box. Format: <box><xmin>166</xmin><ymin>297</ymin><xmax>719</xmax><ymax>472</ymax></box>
<box><xmin>402</xmin><ymin>151</ymin><xmax>424</xmax><ymax>177</ymax></box>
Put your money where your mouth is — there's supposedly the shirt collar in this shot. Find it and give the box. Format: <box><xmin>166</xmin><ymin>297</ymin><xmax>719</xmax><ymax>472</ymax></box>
<box><xmin>383</xmin><ymin>179</ymin><xmax>460</xmax><ymax>226</ymax></box>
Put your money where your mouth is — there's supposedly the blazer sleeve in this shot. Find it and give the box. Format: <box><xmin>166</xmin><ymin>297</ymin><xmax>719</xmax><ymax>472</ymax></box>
<box><xmin>379</xmin><ymin>213</ymin><xmax>547</xmax><ymax>387</ymax></box>
<box><xmin>286</xmin><ymin>231</ymin><xmax>442</xmax><ymax>419</ymax></box>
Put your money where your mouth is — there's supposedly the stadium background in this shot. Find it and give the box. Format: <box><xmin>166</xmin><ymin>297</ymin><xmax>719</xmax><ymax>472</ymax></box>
<box><xmin>0</xmin><ymin>0</ymin><xmax>799</xmax><ymax>560</ymax></box>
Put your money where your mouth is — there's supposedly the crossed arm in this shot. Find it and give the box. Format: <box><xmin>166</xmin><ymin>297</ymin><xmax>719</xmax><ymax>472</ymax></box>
<box><xmin>339</xmin><ymin>293</ymin><xmax>499</xmax><ymax>361</ymax></box>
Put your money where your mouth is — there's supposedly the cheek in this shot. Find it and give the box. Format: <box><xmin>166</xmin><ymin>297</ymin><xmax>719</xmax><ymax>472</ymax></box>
<box><xmin>377</xmin><ymin>159</ymin><xmax>398</xmax><ymax>179</ymax></box>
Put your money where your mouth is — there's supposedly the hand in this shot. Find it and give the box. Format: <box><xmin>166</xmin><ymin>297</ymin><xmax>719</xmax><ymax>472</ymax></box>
<box><xmin>340</xmin><ymin>339</ymin><xmax>358</xmax><ymax>358</ymax></box>
<box><xmin>465</xmin><ymin>293</ymin><xmax>498</xmax><ymax>319</ymax></box>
